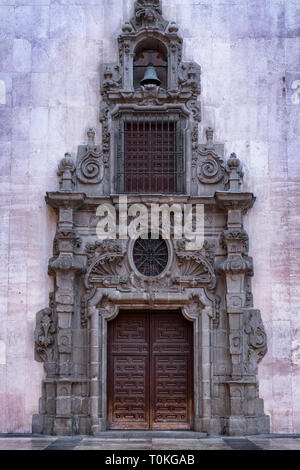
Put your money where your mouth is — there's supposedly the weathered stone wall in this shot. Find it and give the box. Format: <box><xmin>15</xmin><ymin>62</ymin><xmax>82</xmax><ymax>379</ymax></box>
<box><xmin>0</xmin><ymin>0</ymin><xmax>299</xmax><ymax>433</ymax></box>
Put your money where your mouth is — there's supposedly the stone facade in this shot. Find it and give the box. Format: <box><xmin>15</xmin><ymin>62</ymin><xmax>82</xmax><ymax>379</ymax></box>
<box><xmin>31</xmin><ymin>0</ymin><xmax>269</xmax><ymax>436</ymax></box>
<box><xmin>0</xmin><ymin>0</ymin><xmax>300</xmax><ymax>434</ymax></box>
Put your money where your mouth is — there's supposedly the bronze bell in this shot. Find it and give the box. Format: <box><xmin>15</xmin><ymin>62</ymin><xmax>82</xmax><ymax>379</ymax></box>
<box><xmin>140</xmin><ymin>64</ymin><xmax>161</xmax><ymax>87</ymax></box>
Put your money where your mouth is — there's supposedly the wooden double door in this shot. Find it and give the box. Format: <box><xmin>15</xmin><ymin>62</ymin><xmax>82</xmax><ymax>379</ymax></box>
<box><xmin>107</xmin><ymin>310</ymin><xmax>194</xmax><ymax>430</ymax></box>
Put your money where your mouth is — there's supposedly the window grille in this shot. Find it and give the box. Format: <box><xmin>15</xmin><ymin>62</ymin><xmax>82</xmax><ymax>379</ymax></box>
<box><xmin>116</xmin><ymin>112</ymin><xmax>185</xmax><ymax>194</ymax></box>
<box><xmin>133</xmin><ymin>236</ymin><xmax>169</xmax><ymax>277</ymax></box>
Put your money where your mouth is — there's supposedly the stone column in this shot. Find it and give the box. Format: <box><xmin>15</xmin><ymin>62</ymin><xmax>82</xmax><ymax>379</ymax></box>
<box><xmin>88</xmin><ymin>305</ymin><xmax>100</xmax><ymax>433</ymax></box>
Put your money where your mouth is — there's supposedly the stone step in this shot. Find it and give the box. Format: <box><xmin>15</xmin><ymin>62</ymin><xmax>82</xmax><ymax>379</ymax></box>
<box><xmin>93</xmin><ymin>431</ymin><xmax>208</xmax><ymax>439</ymax></box>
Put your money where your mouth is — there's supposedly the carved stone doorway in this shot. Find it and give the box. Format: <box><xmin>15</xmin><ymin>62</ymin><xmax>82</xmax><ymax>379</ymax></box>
<box><xmin>32</xmin><ymin>0</ymin><xmax>270</xmax><ymax>436</ymax></box>
<box><xmin>107</xmin><ymin>310</ymin><xmax>194</xmax><ymax>430</ymax></box>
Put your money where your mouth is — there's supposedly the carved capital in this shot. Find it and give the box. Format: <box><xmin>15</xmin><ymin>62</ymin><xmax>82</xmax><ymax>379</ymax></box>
<box><xmin>218</xmin><ymin>254</ymin><xmax>253</xmax><ymax>275</ymax></box>
<box><xmin>54</xmin><ymin>229</ymin><xmax>81</xmax><ymax>254</ymax></box>
<box><xmin>221</xmin><ymin>229</ymin><xmax>249</xmax><ymax>255</ymax></box>
<box><xmin>48</xmin><ymin>253</ymin><xmax>85</xmax><ymax>275</ymax></box>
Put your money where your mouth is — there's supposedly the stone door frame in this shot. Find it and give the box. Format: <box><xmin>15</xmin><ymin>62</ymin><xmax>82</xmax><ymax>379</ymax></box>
<box><xmin>87</xmin><ymin>287</ymin><xmax>214</xmax><ymax>434</ymax></box>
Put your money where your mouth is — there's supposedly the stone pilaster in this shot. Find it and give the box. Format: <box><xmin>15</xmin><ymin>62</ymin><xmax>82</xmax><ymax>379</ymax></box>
<box><xmin>33</xmin><ymin>189</ymin><xmax>86</xmax><ymax>435</ymax></box>
<box><xmin>216</xmin><ymin>187</ymin><xmax>269</xmax><ymax>435</ymax></box>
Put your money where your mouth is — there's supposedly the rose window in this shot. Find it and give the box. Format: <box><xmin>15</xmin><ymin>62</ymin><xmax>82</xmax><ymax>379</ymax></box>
<box><xmin>132</xmin><ymin>236</ymin><xmax>168</xmax><ymax>277</ymax></box>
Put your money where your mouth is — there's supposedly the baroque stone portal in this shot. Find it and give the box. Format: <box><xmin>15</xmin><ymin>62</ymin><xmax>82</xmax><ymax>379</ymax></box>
<box><xmin>33</xmin><ymin>0</ymin><xmax>270</xmax><ymax>436</ymax></box>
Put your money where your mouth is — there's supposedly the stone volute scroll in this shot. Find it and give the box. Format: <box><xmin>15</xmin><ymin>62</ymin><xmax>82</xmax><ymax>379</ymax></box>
<box><xmin>197</xmin><ymin>128</ymin><xmax>226</xmax><ymax>184</ymax></box>
<box><xmin>76</xmin><ymin>128</ymin><xmax>105</xmax><ymax>185</ymax></box>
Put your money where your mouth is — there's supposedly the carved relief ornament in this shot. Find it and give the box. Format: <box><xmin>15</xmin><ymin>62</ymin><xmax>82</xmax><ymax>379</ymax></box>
<box><xmin>244</xmin><ymin>309</ymin><xmax>267</xmax><ymax>374</ymax></box>
<box><xmin>34</xmin><ymin>293</ymin><xmax>56</xmax><ymax>365</ymax></box>
<box><xmin>76</xmin><ymin>128</ymin><xmax>105</xmax><ymax>184</ymax></box>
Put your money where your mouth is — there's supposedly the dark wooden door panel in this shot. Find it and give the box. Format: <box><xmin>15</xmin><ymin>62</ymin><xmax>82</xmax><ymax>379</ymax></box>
<box><xmin>107</xmin><ymin>310</ymin><xmax>193</xmax><ymax>430</ymax></box>
<box><xmin>151</xmin><ymin>355</ymin><xmax>190</xmax><ymax>429</ymax></box>
<box><xmin>108</xmin><ymin>312</ymin><xmax>149</xmax><ymax>429</ymax></box>
<box><xmin>151</xmin><ymin>312</ymin><xmax>193</xmax><ymax>430</ymax></box>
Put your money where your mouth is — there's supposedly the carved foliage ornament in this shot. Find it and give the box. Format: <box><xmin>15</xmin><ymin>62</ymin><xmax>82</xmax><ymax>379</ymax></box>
<box><xmin>179</xmin><ymin>63</ymin><xmax>201</xmax><ymax>99</ymax></box>
<box><xmin>34</xmin><ymin>294</ymin><xmax>56</xmax><ymax>364</ymax></box>
<box><xmin>132</xmin><ymin>0</ymin><xmax>167</xmax><ymax>31</ymax></box>
<box><xmin>244</xmin><ymin>310</ymin><xmax>267</xmax><ymax>374</ymax></box>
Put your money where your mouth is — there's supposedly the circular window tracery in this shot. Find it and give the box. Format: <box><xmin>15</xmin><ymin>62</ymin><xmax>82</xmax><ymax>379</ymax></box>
<box><xmin>132</xmin><ymin>236</ymin><xmax>169</xmax><ymax>277</ymax></box>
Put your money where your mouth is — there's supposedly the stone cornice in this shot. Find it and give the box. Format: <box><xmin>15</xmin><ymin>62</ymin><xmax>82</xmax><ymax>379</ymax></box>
<box><xmin>45</xmin><ymin>192</ymin><xmax>86</xmax><ymax>209</ymax></box>
<box><xmin>215</xmin><ymin>191</ymin><xmax>256</xmax><ymax>212</ymax></box>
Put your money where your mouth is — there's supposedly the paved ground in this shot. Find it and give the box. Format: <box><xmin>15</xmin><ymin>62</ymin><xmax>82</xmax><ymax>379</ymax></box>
<box><xmin>0</xmin><ymin>433</ymin><xmax>300</xmax><ymax>450</ymax></box>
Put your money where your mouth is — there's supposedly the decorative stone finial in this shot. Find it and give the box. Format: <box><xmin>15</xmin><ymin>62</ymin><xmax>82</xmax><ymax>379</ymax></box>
<box><xmin>226</xmin><ymin>152</ymin><xmax>243</xmax><ymax>191</ymax></box>
<box><xmin>87</xmin><ymin>127</ymin><xmax>96</xmax><ymax>145</ymax></box>
<box><xmin>122</xmin><ymin>21</ymin><xmax>133</xmax><ymax>33</ymax></box>
<box><xmin>57</xmin><ymin>153</ymin><xmax>75</xmax><ymax>192</ymax></box>
<box><xmin>168</xmin><ymin>21</ymin><xmax>179</xmax><ymax>33</ymax></box>
<box><xmin>205</xmin><ymin>127</ymin><xmax>214</xmax><ymax>148</ymax></box>
<box><xmin>227</xmin><ymin>152</ymin><xmax>239</xmax><ymax>169</ymax></box>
